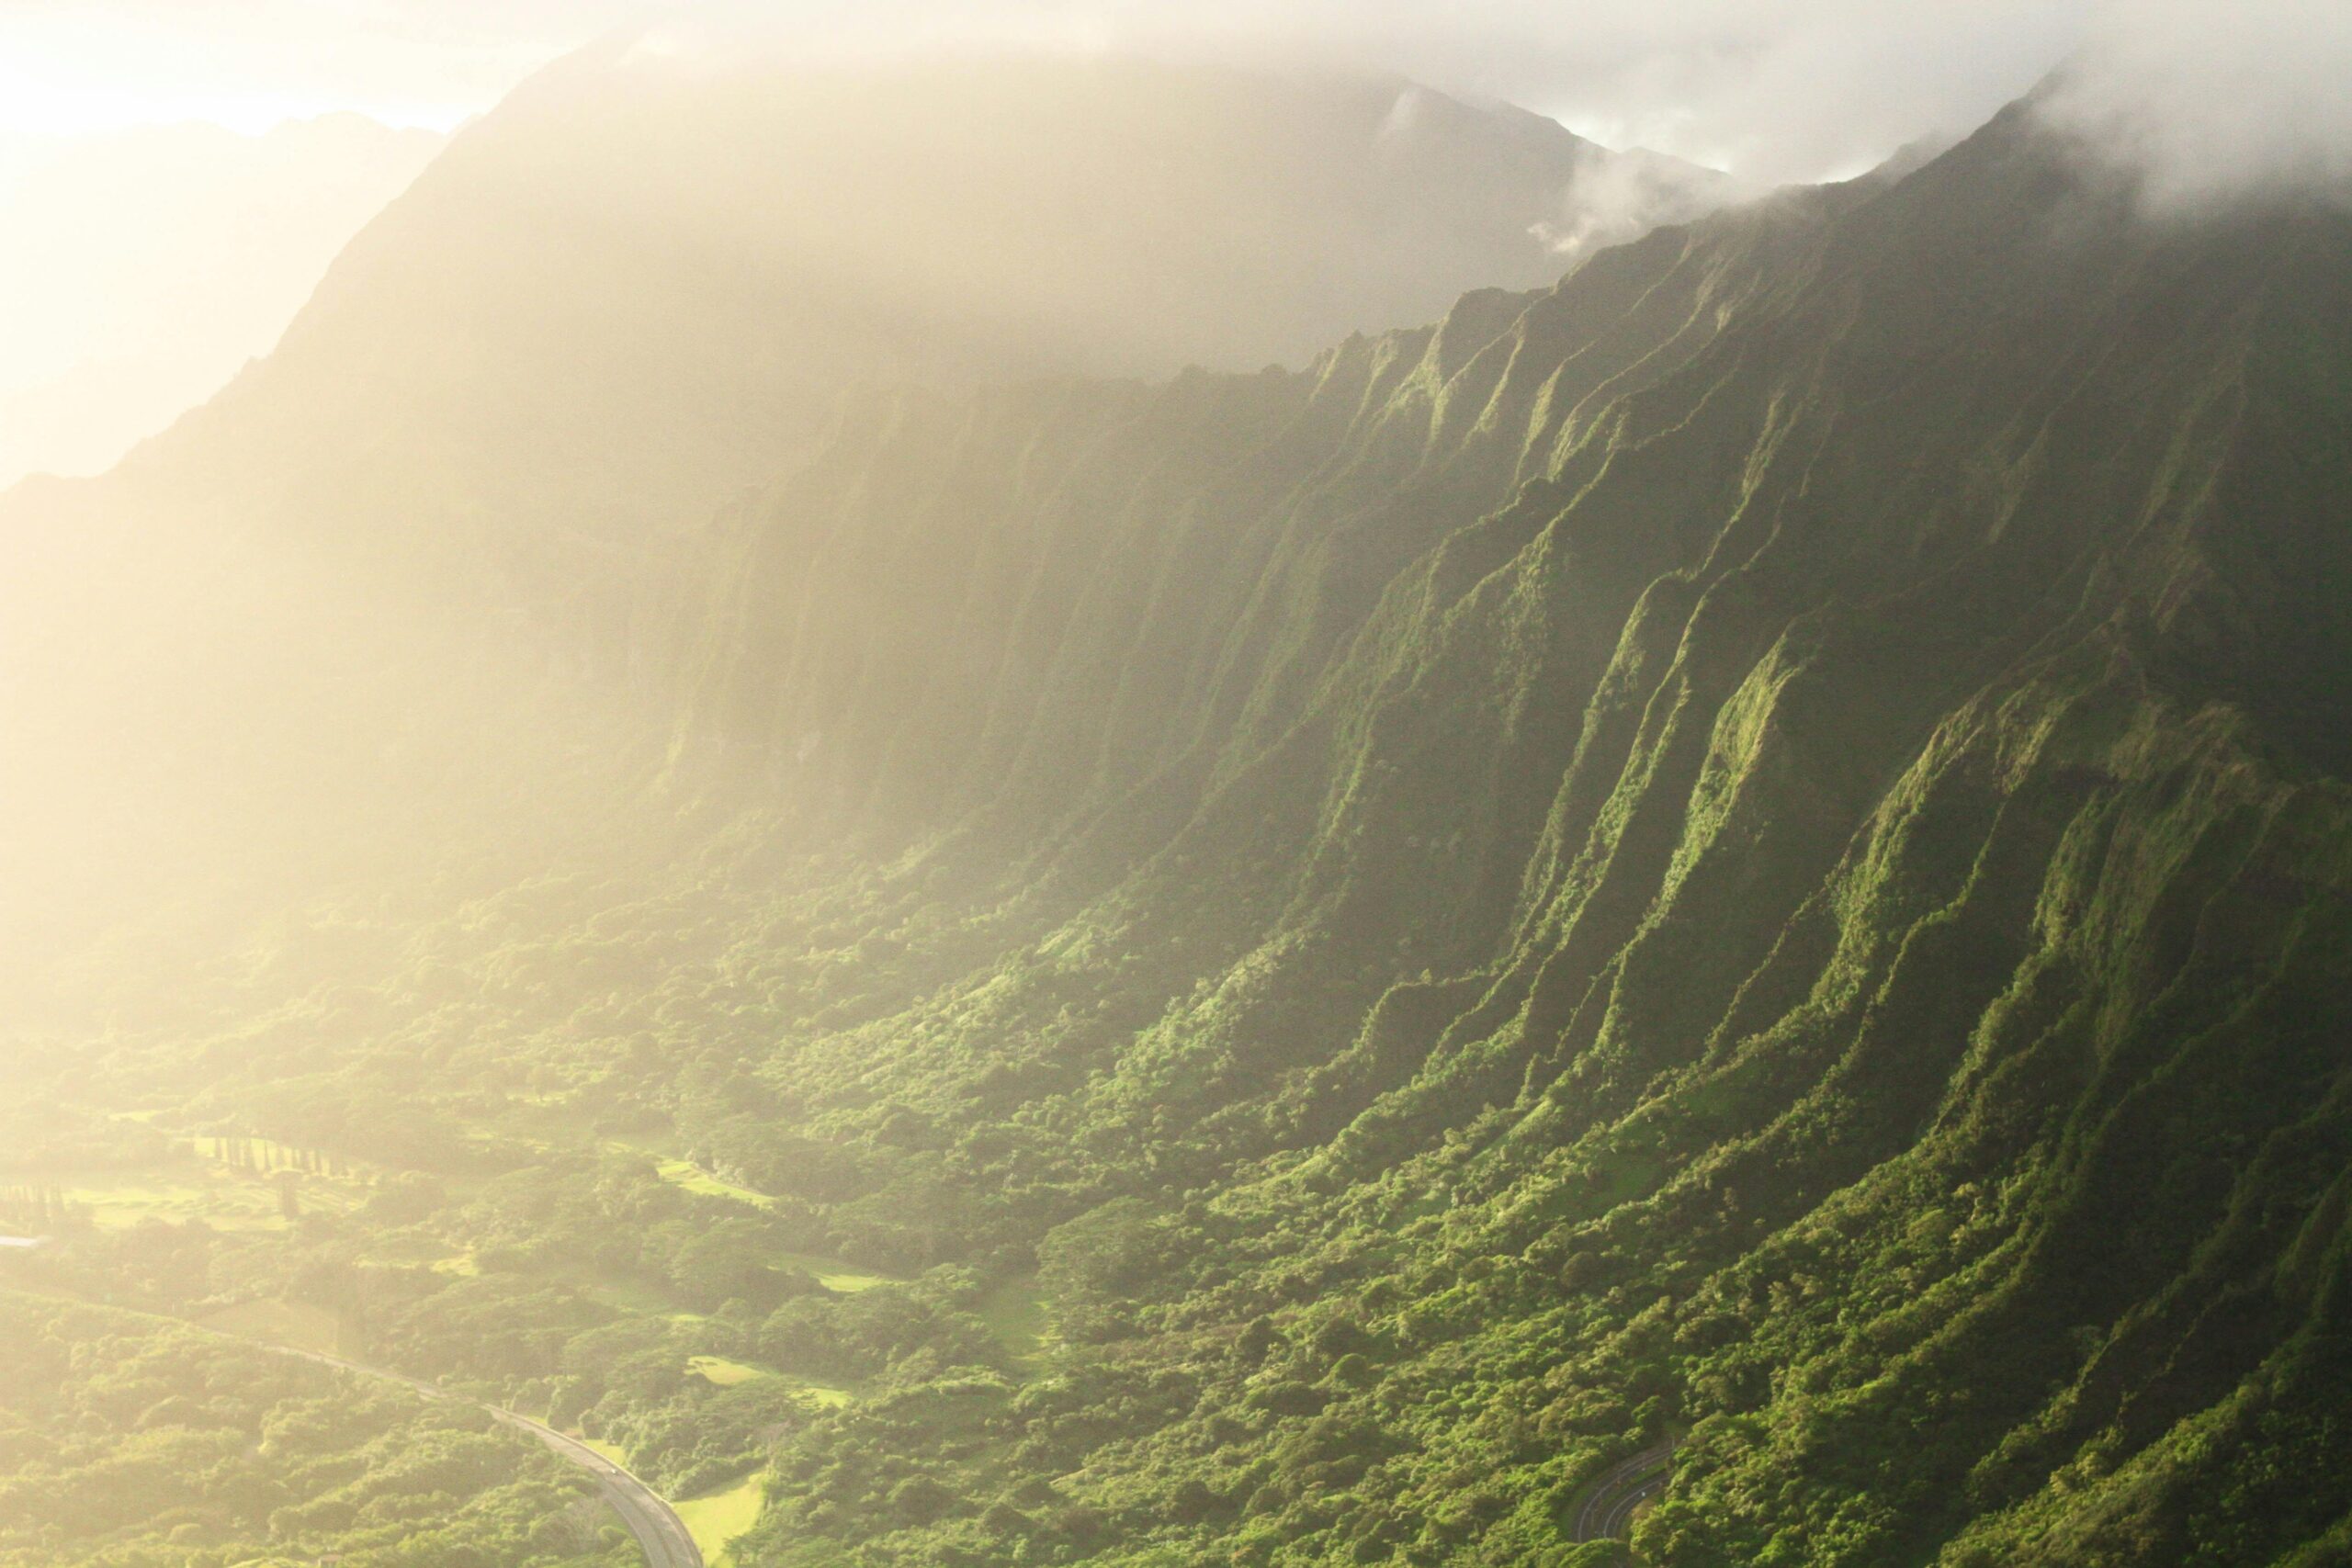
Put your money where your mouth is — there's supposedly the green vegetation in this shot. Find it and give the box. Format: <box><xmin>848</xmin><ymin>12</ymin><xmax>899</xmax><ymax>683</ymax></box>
<box><xmin>677</xmin><ymin>1474</ymin><xmax>768</xmax><ymax>1565</ymax></box>
<box><xmin>690</xmin><ymin>1356</ymin><xmax>766</xmax><ymax>1387</ymax></box>
<box><xmin>651</xmin><ymin>1158</ymin><xmax>781</xmax><ymax>1213</ymax></box>
<box><xmin>195</xmin><ymin>1298</ymin><xmax>345</xmax><ymax>1357</ymax></box>
<box><xmin>0</xmin><ymin>1292</ymin><xmax>633</xmax><ymax>1568</ymax></box>
<box><xmin>977</xmin><ymin>1276</ymin><xmax>1052</xmax><ymax>1366</ymax></box>
<box><xmin>7</xmin><ymin>87</ymin><xmax>2352</xmax><ymax>1568</ymax></box>
<box><xmin>775</xmin><ymin>1254</ymin><xmax>897</xmax><ymax>1295</ymax></box>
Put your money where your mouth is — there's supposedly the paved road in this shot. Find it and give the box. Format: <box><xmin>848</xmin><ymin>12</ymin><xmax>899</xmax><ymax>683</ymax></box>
<box><xmin>1571</xmin><ymin>1440</ymin><xmax>1674</xmax><ymax>1544</ymax></box>
<box><xmin>271</xmin><ymin>1346</ymin><xmax>704</xmax><ymax>1568</ymax></box>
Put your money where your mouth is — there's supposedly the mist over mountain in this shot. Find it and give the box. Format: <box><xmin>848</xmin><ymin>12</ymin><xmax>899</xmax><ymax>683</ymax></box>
<box><xmin>608</xmin><ymin>100</ymin><xmax>2352</xmax><ymax>1563</ymax></box>
<box><xmin>72</xmin><ymin>48</ymin><xmax>1671</xmax><ymax>577</ymax></box>
<box><xmin>0</xmin><ymin>51</ymin><xmax>1696</xmax><ymax>1005</ymax></box>
<box><xmin>0</xmin><ymin>113</ymin><xmax>442</xmax><ymax>488</ymax></box>
<box><xmin>6</xmin><ymin>26</ymin><xmax>2352</xmax><ymax>1568</ymax></box>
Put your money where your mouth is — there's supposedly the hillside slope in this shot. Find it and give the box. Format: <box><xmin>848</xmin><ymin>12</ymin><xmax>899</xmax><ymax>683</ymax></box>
<box><xmin>0</xmin><ymin>51</ymin><xmax>1668</xmax><ymax>1015</ymax></box>
<box><xmin>632</xmin><ymin>95</ymin><xmax>2352</xmax><ymax>1565</ymax></box>
<box><xmin>7</xmin><ymin>75</ymin><xmax>2350</xmax><ymax>1568</ymax></box>
<box><xmin>0</xmin><ymin>114</ymin><xmax>443</xmax><ymax>489</ymax></box>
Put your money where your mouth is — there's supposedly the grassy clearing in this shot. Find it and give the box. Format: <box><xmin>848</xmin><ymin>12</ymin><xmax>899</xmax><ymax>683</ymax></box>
<box><xmin>579</xmin><ymin>1435</ymin><xmax>630</xmax><ymax>1468</ymax></box>
<box><xmin>27</xmin><ymin>1131</ymin><xmax>376</xmax><ymax>1236</ymax></box>
<box><xmin>62</xmin><ymin>1172</ymin><xmax>287</xmax><ymax>1232</ymax></box>
<box><xmin>197</xmin><ymin>1297</ymin><xmax>345</xmax><ymax>1356</ymax></box>
<box><xmin>613</xmin><ymin>1141</ymin><xmax>899</xmax><ymax>1290</ymax></box>
<box><xmin>359</xmin><ymin>1234</ymin><xmax>480</xmax><ymax>1275</ymax></box>
<box><xmin>608</xmin><ymin>1141</ymin><xmax>779</xmax><ymax>1210</ymax></box>
<box><xmin>676</xmin><ymin>1473</ymin><xmax>766</xmax><ymax>1565</ymax></box>
<box><xmin>688</xmin><ymin>1356</ymin><xmax>855</xmax><ymax>1407</ymax></box>
<box><xmin>652</xmin><ymin>1157</ymin><xmax>778</xmax><ymax>1210</ymax></box>
<box><xmin>776</xmin><ymin>1372</ymin><xmax>854</xmax><ymax>1408</ymax></box>
<box><xmin>977</xmin><ymin>1274</ymin><xmax>1049</xmax><ymax>1365</ymax></box>
<box><xmin>690</xmin><ymin>1355</ymin><xmax>764</xmax><ymax>1386</ymax></box>
<box><xmin>575</xmin><ymin>1272</ymin><xmax>686</xmax><ymax>1315</ymax></box>
<box><xmin>776</xmin><ymin>1250</ymin><xmax>895</xmax><ymax>1293</ymax></box>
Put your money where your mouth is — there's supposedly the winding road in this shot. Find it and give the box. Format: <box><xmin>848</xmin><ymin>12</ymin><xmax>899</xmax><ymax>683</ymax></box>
<box><xmin>269</xmin><ymin>1345</ymin><xmax>704</xmax><ymax>1568</ymax></box>
<box><xmin>1571</xmin><ymin>1439</ymin><xmax>1674</xmax><ymax>1544</ymax></box>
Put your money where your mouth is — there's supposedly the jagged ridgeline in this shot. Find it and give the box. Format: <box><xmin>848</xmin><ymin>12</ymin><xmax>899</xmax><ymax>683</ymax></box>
<box><xmin>0</xmin><ymin>55</ymin><xmax>1656</xmax><ymax>1013</ymax></box>
<box><xmin>665</xmin><ymin>95</ymin><xmax>2352</xmax><ymax>1564</ymax></box>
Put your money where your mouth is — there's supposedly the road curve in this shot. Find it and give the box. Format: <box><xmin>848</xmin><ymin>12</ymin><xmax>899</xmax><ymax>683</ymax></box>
<box><xmin>269</xmin><ymin>1345</ymin><xmax>704</xmax><ymax>1568</ymax></box>
<box><xmin>1571</xmin><ymin>1439</ymin><xmax>1674</xmax><ymax>1544</ymax></box>
<box><xmin>1596</xmin><ymin>1467</ymin><xmax>1669</xmax><ymax>1540</ymax></box>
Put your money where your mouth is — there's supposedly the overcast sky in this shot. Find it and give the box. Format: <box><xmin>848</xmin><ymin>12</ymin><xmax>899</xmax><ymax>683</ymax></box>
<box><xmin>0</xmin><ymin>2</ymin><xmax>2103</xmax><ymax>179</ymax></box>
<box><xmin>1</xmin><ymin>1</ymin><xmax>2342</xmax><ymax>488</ymax></box>
<box><xmin>3</xmin><ymin>2</ymin><xmax>2346</xmax><ymax>193</ymax></box>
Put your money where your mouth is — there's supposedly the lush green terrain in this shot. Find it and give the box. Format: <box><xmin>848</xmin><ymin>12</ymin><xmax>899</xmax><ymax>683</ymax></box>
<box><xmin>7</xmin><ymin>77</ymin><xmax>2352</xmax><ymax>1568</ymax></box>
<box><xmin>0</xmin><ymin>1292</ymin><xmax>633</xmax><ymax>1567</ymax></box>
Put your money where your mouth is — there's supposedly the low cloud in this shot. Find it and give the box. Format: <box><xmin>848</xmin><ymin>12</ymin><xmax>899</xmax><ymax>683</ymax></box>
<box><xmin>2037</xmin><ymin>0</ymin><xmax>2352</xmax><ymax>211</ymax></box>
<box><xmin>18</xmin><ymin>3</ymin><xmax>2352</xmax><ymax>208</ymax></box>
<box><xmin>1529</xmin><ymin>146</ymin><xmax>1740</xmax><ymax>261</ymax></box>
<box><xmin>659</xmin><ymin>0</ymin><xmax>2352</xmax><ymax>207</ymax></box>
<box><xmin>658</xmin><ymin>1</ymin><xmax>2084</xmax><ymax>186</ymax></box>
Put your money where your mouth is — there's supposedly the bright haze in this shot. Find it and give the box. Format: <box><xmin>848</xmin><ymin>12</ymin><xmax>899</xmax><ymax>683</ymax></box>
<box><xmin>2</xmin><ymin>0</ymin><xmax>2348</xmax><ymax>989</ymax></box>
<box><xmin>11</xmin><ymin>1</ymin><xmax>2352</xmax><ymax>178</ymax></box>
<box><xmin>0</xmin><ymin>118</ymin><xmax>440</xmax><ymax>487</ymax></box>
<box><xmin>3</xmin><ymin>7</ymin><xmax>2352</xmax><ymax>1564</ymax></box>
<box><xmin>4</xmin><ymin>0</ymin><xmax>2346</xmax><ymax>491</ymax></box>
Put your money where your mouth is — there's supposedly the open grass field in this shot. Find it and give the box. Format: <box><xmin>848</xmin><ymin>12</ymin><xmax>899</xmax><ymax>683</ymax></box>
<box><xmin>579</xmin><ymin>1435</ymin><xmax>631</xmax><ymax>1468</ymax></box>
<box><xmin>689</xmin><ymin>1354</ymin><xmax>764</xmax><ymax>1386</ymax></box>
<box><xmin>775</xmin><ymin>1250</ymin><xmax>894</xmax><ymax>1293</ymax></box>
<box><xmin>197</xmin><ymin>1296</ymin><xmax>346</xmax><ymax>1355</ymax></box>
<box><xmin>70</xmin><ymin>1173</ymin><xmax>288</xmax><ymax>1231</ymax></box>
<box><xmin>977</xmin><ymin>1274</ymin><xmax>1048</xmax><ymax>1364</ymax></box>
<box><xmin>597</xmin><ymin>1151</ymin><xmax>909</xmax><ymax>1292</ymax></box>
<box><xmin>688</xmin><ymin>1354</ymin><xmax>856</xmax><ymax>1408</ymax></box>
<box><xmin>650</xmin><ymin>1156</ymin><xmax>777</xmax><ymax>1210</ymax></box>
<box><xmin>676</xmin><ymin>1473</ymin><xmax>766</xmax><ymax>1565</ymax></box>
<box><xmin>17</xmin><ymin>1129</ymin><xmax>377</xmax><ymax>1236</ymax></box>
<box><xmin>607</xmin><ymin>1139</ymin><xmax>780</xmax><ymax>1210</ymax></box>
<box><xmin>576</xmin><ymin>1270</ymin><xmax>696</xmax><ymax>1317</ymax></box>
<box><xmin>779</xmin><ymin>1373</ymin><xmax>854</xmax><ymax>1409</ymax></box>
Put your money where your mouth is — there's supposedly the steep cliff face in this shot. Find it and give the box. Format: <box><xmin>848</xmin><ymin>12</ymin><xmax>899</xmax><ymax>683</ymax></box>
<box><xmin>0</xmin><ymin>54</ymin><xmax>1660</xmax><ymax>1015</ymax></box>
<box><xmin>6</xmin><ymin>52</ymin><xmax>1638</xmax><ymax>639</ymax></box>
<box><xmin>662</xmin><ymin>99</ymin><xmax>2352</xmax><ymax>1564</ymax></box>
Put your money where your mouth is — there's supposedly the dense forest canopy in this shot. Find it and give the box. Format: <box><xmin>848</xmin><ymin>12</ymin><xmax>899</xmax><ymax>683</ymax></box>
<box><xmin>0</xmin><ymin>1293</ymin><xmax>634</xmax><ymax>1567</ymax></box>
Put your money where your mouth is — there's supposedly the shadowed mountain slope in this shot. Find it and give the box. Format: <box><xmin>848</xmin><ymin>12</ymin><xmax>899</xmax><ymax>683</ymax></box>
<box><xmin>621</xmin><ymin>96</ymin><xmax>2352</xmax><ymax>1565</ymax></box>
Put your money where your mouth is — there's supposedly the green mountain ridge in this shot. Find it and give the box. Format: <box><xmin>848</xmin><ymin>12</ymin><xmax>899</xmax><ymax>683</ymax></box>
<box><xmin>7</xmin><ymin>76</ymin><xmax>2352</xmax><ymax>1568</ymax></box>
<box><xmin>626</xmin><ymin>96</ymin><xmax>2352</xmax><ymax>1564</ymax></box>
<box><xmin>0</xmin><ymin>54</ymin><xmax>1647</xmax><ymax>1014</ymax></box>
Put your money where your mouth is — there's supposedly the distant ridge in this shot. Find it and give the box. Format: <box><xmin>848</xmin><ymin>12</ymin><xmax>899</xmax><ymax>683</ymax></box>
<box><xmin>7</xmin><ymin>63</ymin><xmax>2352</xmax><ymax>1568</ymax></box>
<box><xmin>0</xmin><ymin>52</ymin><xmax>1694</xmax><ymax>991</ymax></box>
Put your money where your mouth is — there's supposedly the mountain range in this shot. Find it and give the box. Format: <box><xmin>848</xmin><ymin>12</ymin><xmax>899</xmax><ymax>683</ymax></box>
<box><xmin>1</xmin><ymin>53</ymin><xmax>1694</xmax><ymax>1006</ymax></box>
<box><xmin>6</xmin><ymin>48</ymin><xmax>2350</xmax><ymax>1568</ymax></box>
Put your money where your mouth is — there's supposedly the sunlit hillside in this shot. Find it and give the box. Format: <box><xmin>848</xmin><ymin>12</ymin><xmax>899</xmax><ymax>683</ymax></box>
<box><xmin>4</xmin><ymin>11</ymin><xmax>2350</xmax><ymax>1568</ymax></box>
